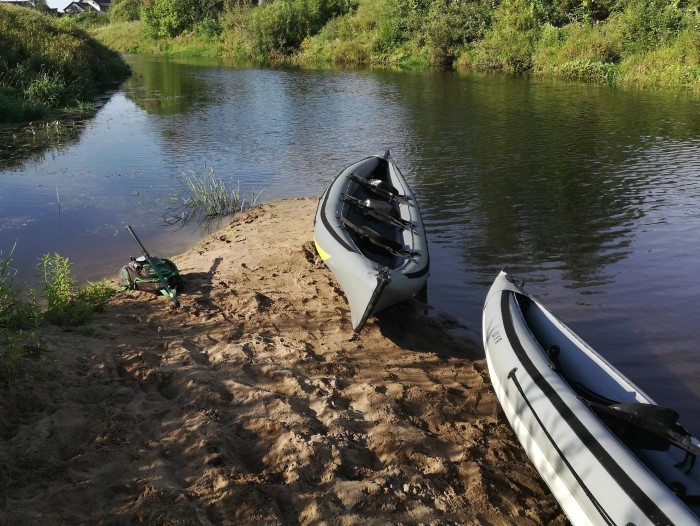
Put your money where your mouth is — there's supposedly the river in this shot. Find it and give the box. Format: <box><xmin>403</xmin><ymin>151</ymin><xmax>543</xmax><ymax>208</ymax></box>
<box><xmin>1</xmin><ymin>55</ymin><xmax>699</xmax><ymax>434</ymax></box>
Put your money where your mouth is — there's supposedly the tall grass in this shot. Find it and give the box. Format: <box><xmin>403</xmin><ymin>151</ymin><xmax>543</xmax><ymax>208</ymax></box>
<box><xmin>0</xmin><ymin>249</ymin><xmax>115</xmax><ymax>385</ymax></box>
<box><xmin>39</xmin><ymin>253</ymin><xmax>115</xmax><ymax>326</ymax></box>
<box><xmin>164</xmin><ymin>167</ymin><xmax>263</xmax><ymax>229</ymax></box>
<box><xmin>0</xmin><ymin>4</ymin><xmax>130</xmax><ymax>124</ymax></box>
<box><xmin>1</xmin><ymin>247</ymin><xmax>39</xmax><ymax>386</ymax></box>
<box><xmin>0</xmin><ymin>245</ymin><xmax>39</xmax><ymax>330</ymax></box>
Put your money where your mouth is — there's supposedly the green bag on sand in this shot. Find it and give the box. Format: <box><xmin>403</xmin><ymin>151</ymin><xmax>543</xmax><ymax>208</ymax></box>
<box><xmin>118</xmin><ymin>256</ymin><xmax>181</xmax><ymax>295</ymax></box>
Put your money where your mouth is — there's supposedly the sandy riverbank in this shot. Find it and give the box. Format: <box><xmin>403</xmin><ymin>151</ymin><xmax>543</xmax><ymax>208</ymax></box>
<box><xmin>0</xmin><ymin>198</ymin><xmax>566</xmax><ymax>525</ymax></box>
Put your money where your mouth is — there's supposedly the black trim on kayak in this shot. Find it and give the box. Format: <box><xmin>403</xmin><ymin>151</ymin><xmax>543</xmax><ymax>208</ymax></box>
<box><xmin>508</xmin><ymin>368</ymin><xmax>615</xmax><ymax>526</ymax></box>
<box><xmin>500</xmin><ymin>291</ymin><xmax>675</xmax><ymax>526</ymax></box>
<box><xmin>319</xmin><ymin>175</ymin><xmax>356</xmax><ymax>254</ymax></box>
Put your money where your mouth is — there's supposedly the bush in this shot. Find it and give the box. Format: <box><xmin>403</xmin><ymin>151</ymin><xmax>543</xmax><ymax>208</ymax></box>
<box><xmin>247</xmin><ymin>0</ymin><xmax>357</xmax><ymax>57</ymax></box>
<box><xmin>424</xmin><ymin>0</ymin><xmax>491</xmax><ymax>68</ymax></box>
<box><xmin>618</xmin><ymin>0</ymin><xmax>685</xmax><ymax>54</ymax></box>
<box><xmin>142</xmin><ymin>0</ymin><xmax>223</xmax><ymax>38</ymax></box>
<box><xmin>473</xmin><ymin>0</ymin><xmax>542</xmax><ymax>73</ymax></box>
<box><xmin>532</xmin><ymin>20</ymin><xmax>622</xmax><ymax>78</ymax></box>
<box><xmin>110</xmin><ymin>0</ymin><xmax>144</xmax><ymax>22</ymax></box>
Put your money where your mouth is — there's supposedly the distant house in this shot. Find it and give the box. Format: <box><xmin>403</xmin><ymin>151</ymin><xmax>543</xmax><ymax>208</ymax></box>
<box><xmin>63</xmin><ymin>0</ymin><xmax>110</xmax><ymax>13</ymax></box>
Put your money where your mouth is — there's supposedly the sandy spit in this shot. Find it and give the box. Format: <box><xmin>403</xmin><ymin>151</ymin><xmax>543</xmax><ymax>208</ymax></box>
<box><xmin>0</xmin><ymin>198</ymin><xmax>567</xmax><ymax>525</ymax></box>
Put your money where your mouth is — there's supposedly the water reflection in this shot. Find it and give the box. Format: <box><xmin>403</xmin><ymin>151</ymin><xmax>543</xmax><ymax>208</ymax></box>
<box><xmin>125</xmin><ymin>55</ymin><xmax>216</xmax><ymax>115</ymax></box>
<box><xmin>394</xmin><ymin>73</ymin><xmax>699</xmax><ymax>292</ymax></box>
<box><xmin>0</xmin><ymin>118</ymin><xmax>87</xmax><ymax>168</ymax></box>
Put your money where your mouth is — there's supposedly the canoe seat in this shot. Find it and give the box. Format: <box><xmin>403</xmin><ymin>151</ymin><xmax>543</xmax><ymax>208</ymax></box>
<box><xmin>342</xmin><ymin>195</ymin><xmax>410</xmax><ymax>229</ymax></box>
<box><xmin>348</xmin><ymin>173</ymin><xmax>408</xmax><ymax>203</ymax></box>
<box><xmin>341</xmin><ymin>218</ymin><xmax>407</xmax><ymax>258</ymax></box>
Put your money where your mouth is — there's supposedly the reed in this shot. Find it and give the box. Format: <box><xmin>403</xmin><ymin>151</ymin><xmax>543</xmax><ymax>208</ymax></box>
<box><xmin>165</xmin><ymin>167</ymin><xmax>263</xmax><ymax>228</ymax></box>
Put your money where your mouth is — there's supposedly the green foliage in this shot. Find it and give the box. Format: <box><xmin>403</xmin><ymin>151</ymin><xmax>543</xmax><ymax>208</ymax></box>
<box><xmin>110</xmin><ymin>0</ymin><xmax>144</xmax><ymax>22</ymax></box>
<box><xmin>0</xmin><ymin>248</ymin><xmax>115</xmax><ymax>385</ymax></box>
<box><xmin>142</xmin><ymin>0</ymin><xmax>224</xmax><ymax>38</ymax></box>
<box><xmin>24</xmin><ymin>70</ymin><xmax>68</xmax><ymax>108</ymax></box>
<box><xmin>0</xmin><ymin>87</ymin><xmax>44</xmax><ymax>123</ymax></box>
<box><xmin>424</xmin><ymin>0</ymin><xmax>492</xmax><ymax>68</ymax></box>
<box><xmin>1</xmin><ymin>247</ymin><xmax>40</xmax><ymax>386</ymax></box>
<box><xmin>39</xmin><ymin>253</ymin><xmax>115</xmax><ymax>327</ymax></box>
<box><xmin>89</xmin><ymin>0</ymin><xmax>700</xmax><ymax>88</ymax></box>
<box><xmin>164</xmin><ymin>167</ymin><xmax>262</xmax><ymax>228</ymax></box>
<box><xmin>618</xmin><ymin>0</ymin><xmax>685</xmax><ymax>54</ymax></box>
<box><xmin>532</xmin><ymin>0</ymin><xmax>615</xmax><ymax>25</ymax></box>
<box><xmin>60</xmin><ymin>11</ymin><xmax>110</xmax><ymax>28</ymax></box>
<box><xmin>532</xmin><ymin>20</ymin><xmax>622</xmax><ymax>77</ymax></box>
<box><xmin>91</xmin><ymin>20</ymin><xmax>155</xmax><ymax>54</ymax></box>
<box><xmin>615</xmin><ymin>25</ymin><xmax>700</xmax><ymax>87</ymax></box>
<box><xmin>247</xmin><ymin>0</ymin><xmax>357</xmax><ymax>57</ymax></box>
<box><xmin>1</xmin><ymin>246</ymin><xmax>39</xmax><ymax>330</ymax></box>
<box><xmin>472</xmin><ymin>0</ymin><xmax>542</xmax><ymax>73</ymax></box>
<box><xmin>0</xmin><ymin>4</ymin><xmax>130</xmax><ymax>123</ymax></box>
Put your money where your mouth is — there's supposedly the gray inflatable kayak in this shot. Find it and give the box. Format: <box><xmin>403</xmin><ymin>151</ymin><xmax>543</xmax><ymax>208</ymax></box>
<box><xmin>483</xmin><ymin>269</ymin><xmax>700</xmax><ymax>526</ymax></box>
<box><xmin>314</xmin><ymin>151</ymin><xmax>429</xmax><ymax>332</ymax></box>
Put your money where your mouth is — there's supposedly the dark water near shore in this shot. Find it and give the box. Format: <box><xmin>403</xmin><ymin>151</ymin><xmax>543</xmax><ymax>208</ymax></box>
<box><xmin>2</xmin><ymin>55</ymin><xmax>699</xmax><ymax>434</ymax></box>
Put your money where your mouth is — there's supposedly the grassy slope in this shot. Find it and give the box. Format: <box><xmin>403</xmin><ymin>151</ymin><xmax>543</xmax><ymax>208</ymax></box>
<box><xmin>0</xmin><ymin>4</ymin><xmax>130</xmax><ymax>124</ymax></box>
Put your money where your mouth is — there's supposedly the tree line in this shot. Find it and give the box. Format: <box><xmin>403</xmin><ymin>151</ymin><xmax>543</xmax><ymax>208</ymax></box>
<box><xmin>97</xmin><ymin>0</ymin><xmax>700</xmax><ymax>88</ymax></box>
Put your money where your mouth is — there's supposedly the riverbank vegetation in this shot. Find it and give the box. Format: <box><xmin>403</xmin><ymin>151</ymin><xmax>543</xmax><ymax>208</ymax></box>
<box><xmin>164</xmin><ymin>167</ymin><xmax>264</xmax><ymax>229</ymax></box>
<box><xmin>1</xmin><ymin>248</ymin><xmax>114</xmax><ymax>385</ymax></box>
<box><xmin>0</xmin><ymin>4</ymin><xmax>130</xmax><ymax>124</ymax></box>
<box><xmin>88</xmin><ymin>0</ymin><xmax>700</xmax><ymax>89</ymax></box>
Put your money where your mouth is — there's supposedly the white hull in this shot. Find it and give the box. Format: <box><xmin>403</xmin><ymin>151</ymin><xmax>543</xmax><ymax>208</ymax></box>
<box><xmin>483</xmin><ymin>270</ymin><xmax>700</xmax><ymax>526</ymax></box>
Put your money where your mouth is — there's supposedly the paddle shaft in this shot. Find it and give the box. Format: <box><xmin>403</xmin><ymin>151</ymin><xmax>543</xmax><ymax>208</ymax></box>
<box><xmin>126</xmin><ymin>225</ymin><xmax>180</xmax><ymax>308</ymax></box>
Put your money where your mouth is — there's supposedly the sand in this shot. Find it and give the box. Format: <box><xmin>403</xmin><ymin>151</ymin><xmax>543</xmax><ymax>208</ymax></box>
<box><xmin>0</xmin><ymin>198</ymin><xmax>567</xmax><ymax>525</ymax></box>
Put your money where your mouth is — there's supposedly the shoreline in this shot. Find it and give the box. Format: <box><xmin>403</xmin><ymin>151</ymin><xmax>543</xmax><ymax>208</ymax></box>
<box><xmin>1</xmin><ymin>198</ymin><xmax>567</xmax><ymax>524</ymax></box>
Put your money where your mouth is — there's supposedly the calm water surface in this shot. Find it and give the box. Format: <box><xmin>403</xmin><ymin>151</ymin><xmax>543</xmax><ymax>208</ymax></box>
<box><xmin>2</xmin><ymin>55</ymin><xmax>699</xmax><ymax>434</ymax></box>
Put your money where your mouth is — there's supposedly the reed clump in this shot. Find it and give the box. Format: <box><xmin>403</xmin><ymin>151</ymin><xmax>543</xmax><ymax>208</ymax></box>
<box><xmin>165</xmin><ymin>167</ymin><xmax>263</xmax><ymax>229</ymax></box>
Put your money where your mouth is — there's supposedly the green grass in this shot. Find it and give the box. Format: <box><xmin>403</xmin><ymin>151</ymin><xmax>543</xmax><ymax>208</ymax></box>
<box><xmin>1</xmin><ymin>248</ymin><xmax>115</xmax><ymax>385</ymax></box>
<box><xmin>0</xmin><ymin>245</ymin><xmax>39</xmax><ymax>331</ymax></box>
<box><xmin>164</xmin><ymin>167</ymin><xmax>263</xmax><ymax>229</ymax></box>
<box><xmin>0</xmin><ymin>4</ymin><xmax>130</xmax><ymax>124</ymax></box>
<box><xmin>39</xmin><ymin>253</ymin><xmax>115</xmax><ymax>327</ymax></box>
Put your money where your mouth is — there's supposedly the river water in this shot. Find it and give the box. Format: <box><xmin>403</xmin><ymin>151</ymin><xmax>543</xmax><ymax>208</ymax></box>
<box><xmin>1</xmin><ymin>55</ymin><xmax>699</xmax><ymax>434</ymax></box>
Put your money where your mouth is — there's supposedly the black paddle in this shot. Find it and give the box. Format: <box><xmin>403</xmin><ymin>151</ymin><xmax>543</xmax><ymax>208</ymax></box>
<box><xmin>126</xmin><ymin>225</ymin><xmax>180</xmax><ymax>308</ymax></box>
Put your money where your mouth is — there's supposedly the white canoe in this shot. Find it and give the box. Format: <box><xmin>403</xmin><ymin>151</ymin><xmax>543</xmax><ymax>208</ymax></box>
<box><xmin>314</xmin><ymin>151</ymin><xmax>429</xmax><ymax>332</ymax></box>
<box><xmin>483</xmin><ymin>270</ymin><xmax>700</xmax><ymax>526</ymax></box>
